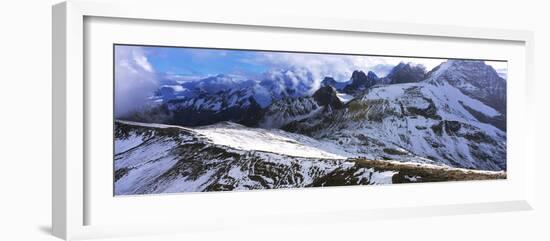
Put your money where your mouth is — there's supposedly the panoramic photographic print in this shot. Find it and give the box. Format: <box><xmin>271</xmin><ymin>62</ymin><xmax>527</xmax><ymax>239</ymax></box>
<box><xmin>114</xmin><ymin>44</ymin><xmax>507</xmax><ymax>195</ymax></box>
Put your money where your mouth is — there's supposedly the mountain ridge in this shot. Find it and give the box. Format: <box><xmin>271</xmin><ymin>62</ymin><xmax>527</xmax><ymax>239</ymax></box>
<box><xmin>114</xmin><ymin>120</ymin><xmax>505</xmax><ymax>195</ymax></box>
<box><xmin>119</xmin><ymin>60</ymin><xmax>507</xmax><ymax>172</ymax></box>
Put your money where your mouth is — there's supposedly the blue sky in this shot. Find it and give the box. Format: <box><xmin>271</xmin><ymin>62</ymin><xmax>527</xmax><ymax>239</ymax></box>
<box><xmin>139</xmin><ymin>46</ymin><xmax>410</xmax><ymax>79</ymax></box>
<box><xmin>144</xmin><ymin>47</ymin><xmax>269</xmax><ymax>76</ymax></box>
<box><xmin>119</xmin><ymin>45</ymin><xmax>507</xmax><ymax>81</ymax></box>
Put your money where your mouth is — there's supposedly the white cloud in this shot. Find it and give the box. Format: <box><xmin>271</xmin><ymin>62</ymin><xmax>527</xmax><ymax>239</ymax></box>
<box><xmin>249</xmin><ymin>52</ymin><xmax>511</xmax><ymax>84</ymax></box>
<box><xmin>485</xmin><ymin>61</ymin><xmax>507</xmax><ymax>70</ymax></box>
<box><xmin>252</xmin><ymin>52</ymin><xmax>446</xmax><ymax>83</ymax></box>
<box><xmin>115</xmin><ymin>46</ymin><xmax>159</xmax><ymax>117</ymax></box>
<box><xmin>485</xmin><ymin>61</ymin><xmax>508</xmax><ymax>79</ymax></box>
<box><xmin>133</xmin><ymin>53</ymin><xmax>153</xmax><ymax>73</ymax></box>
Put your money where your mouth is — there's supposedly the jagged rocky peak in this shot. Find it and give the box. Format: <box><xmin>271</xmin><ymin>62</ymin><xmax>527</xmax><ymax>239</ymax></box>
<box><xmin>313</xmin><ymin>85</ymin><xmax>343</xmax><ymax>109</ymax></box>
<box><xmin>351</xmin><ymin>70</ymin><xmax>379</xmax><ymax>86</ymax></box>
<box><xmin>321</xmin><ymin>77</ymin><xmax>337</xmax><ymax>87</ymax></box>
<box><xmin>257</xmin><ymin>96</ymin><xmax>320</xmax><ymax>129</ymax></box>
<box><xmin>428</xmin><ymin>59</ymin><xmax>503</xmax><ymax>82</ymax></box>
<box><xmin>366</xmin><ymin>71</ymin><xmax>379</xmax><ymax>80</ymax></box>
<box><xmin>285</xmin><ymin>78</ymin><xmax>507</xmax><ymax>171</ymax></box>
<box><xmin>321</xmin><ymin>76</ymin><xmax>349</xmax><ymax>90</ymax></box>
<box><xmin>343</xmin><ymin>70</ymin><xmax>379</xmax><ymax>94</ymax></box>
<box><xmin>427</xmin><ymin>59</ymin><xmax>506</xmax><ymax>115</ymax></box>
<box><xmin>384</xmin><ymin>62</ymin><xmax>427</xmax><ymax>84</ymax></box>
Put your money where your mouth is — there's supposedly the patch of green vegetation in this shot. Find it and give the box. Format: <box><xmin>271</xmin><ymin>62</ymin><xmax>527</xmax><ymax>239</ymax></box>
<box><xmin>347</xmin><ymin>100</ymin><xmax>367</xmax><ymax>112</ymax></box>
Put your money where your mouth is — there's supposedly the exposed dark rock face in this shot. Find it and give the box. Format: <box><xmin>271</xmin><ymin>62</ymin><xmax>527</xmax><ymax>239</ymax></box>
<box><xmin>403</xmin><ymin>97</ymin><xmax>441</xmax><ymax>120</ymax></box>
<box><xmin>321</xmin><ymin>77</ymin><xmax>349</xmax><ymax>90</ymax></box>
<box><xmin>343</xmin><ymin>70</ymin><xmax>379</xmax><ymax>94</ymax></box>
<box><xmin>257</xmin><ymin>96</ymin><xmax>320</xmax><ymax>128</ymax></box>
<box><xmin>431</xmin><ymin>120</ymin><xmax>461</xmax><ymax>136</ymax></box>
<box><xmin>124</xmin><ymin>89</ymin><xmax>265</xmax><ymax>127</ymax></box>
<box><xmin>381</xmin><ymin>62</ymin><xmax>427</xmax><ymax>84</ymax></box>
<box><xmin>258</xmin><ymin>85</ymin><xmax>346</xmax><ymax>129</ymax></box>
<box><xmin>459</xmin><ymin>101</ymin><xmax>506</xmax><ymax>131</ymax></box>
<box><xmin>167</xmin><ymin>95</ymin><xmax>264</xmax><ymax>127</ymax></box>
<box><xmin>428</xmin><ymin>60</ymin><xmax>507</xmax><ymax>115</ymax></box>
<box><xmin>313</xmin><ymin>86</ymin><xmax>344</xmax><ymax>109</ymax></box>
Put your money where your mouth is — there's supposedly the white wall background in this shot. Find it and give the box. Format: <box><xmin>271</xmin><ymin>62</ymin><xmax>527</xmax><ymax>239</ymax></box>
<box><xmin>0</xmin><ymin>0</ymin><xmax>548</xmax><ymax>240</ymax></box>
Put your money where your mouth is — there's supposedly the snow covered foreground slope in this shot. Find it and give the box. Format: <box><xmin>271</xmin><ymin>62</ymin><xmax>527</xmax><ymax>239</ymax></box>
<box><xmin>114</xmin><ymin>120</ymin><xmax>504</xmax><ymax>195</ymax></box>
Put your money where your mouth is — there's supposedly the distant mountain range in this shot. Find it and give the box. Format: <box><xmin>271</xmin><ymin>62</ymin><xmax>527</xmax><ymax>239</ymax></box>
<box><xmin>115</xmin><ymin>59</ymin><xmax>507</xmax><ymax>194</ymax></box>
<box><xmin>125</xmin><ymin>60</ymin><xmax>506</xmax><ymax>129</ymax></box>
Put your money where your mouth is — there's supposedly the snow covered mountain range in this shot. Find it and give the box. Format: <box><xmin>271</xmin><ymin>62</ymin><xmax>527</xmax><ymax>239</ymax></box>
<box><xmin>115</xmin><ymin>59</ymin><xmax>507</xmax><ymax>194</ymax></box>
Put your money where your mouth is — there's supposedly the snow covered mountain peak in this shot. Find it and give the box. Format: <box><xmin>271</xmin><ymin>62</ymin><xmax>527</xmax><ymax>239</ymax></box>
<box><xmin>426</xmin><ymin>60</ymin><xmax>504</xmax><ymax>84</ymax></box>
<box><xmin>280</xmin><ymin>77</ymin><xmax>506</xmax><ymax>171</ymax></box>
<box><xmin>189</xmin><ymin>74</ymin><xmax>254</xmax><ymax>94</ymax></box>
<box><xmin>426</xmin><ymin>60</ymin><xmax>507</xmax><ymax>115</ymax></box>
<box><xmin>258</xmin><ymin>85</ymin><xmax>346</xmax><ymax>129</ymax></box>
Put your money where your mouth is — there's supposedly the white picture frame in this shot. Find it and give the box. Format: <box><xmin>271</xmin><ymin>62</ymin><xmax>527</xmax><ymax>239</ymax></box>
<box><xmin>52</xmin><ymin>0</ymin><xmax>536</xmax><ymax>240</ymax></box>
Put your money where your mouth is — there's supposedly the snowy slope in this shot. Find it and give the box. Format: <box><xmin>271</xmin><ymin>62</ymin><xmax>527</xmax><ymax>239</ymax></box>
<box><xmin>258</xmin><ymin>97</ymin><xmax>322</xmax><ymax>128</ymax></box>
<box><xmin>114</xmin><ymin>120</ymin><xmax>504</xmax><ymax>195</ymax></box>
<box><xmin>115</xmin><ymin>121</ymin><xmax>398</xmax><ymax>195</ymax></box>
<box><xmin>193</xmin><ymin>122</ymin><xmax>350</xmax><ymax>159</ymax></box>
<box><xmin>284</xmin><ymin>78</ymin><xmax>506</xmax><ymax>171</ymax></box>
<box><xmin>336</xmin><ymin>92</ymin><xmax>354</xmax><ymax>103</ymax></box>
<box><xmin>117</xmin><ymin>120</ymin><xmax>349</xmax><ymax>159</ymax></box>
<box><xmin>426</xmin><ymin>60</ymin><xmax>506</xmax><ymax>115</ymax></box>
